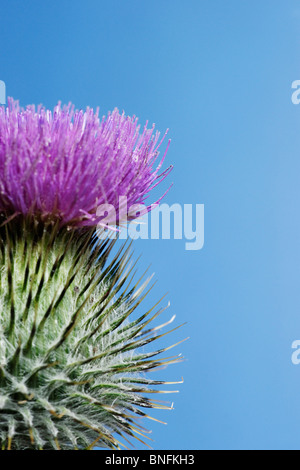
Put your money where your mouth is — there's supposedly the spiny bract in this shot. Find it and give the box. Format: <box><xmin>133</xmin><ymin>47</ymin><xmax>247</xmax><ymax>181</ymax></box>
<box><xmin>0</xmin><ymin>218</ymin><xmax>184</xmax><ymax>450</ymax></box>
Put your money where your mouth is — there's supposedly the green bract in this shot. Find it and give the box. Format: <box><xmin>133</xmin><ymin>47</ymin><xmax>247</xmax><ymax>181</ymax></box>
<box><xmin>0</xmin><ymin>218</ymin><xmax>183</xmax><ymax>450</ymax></box>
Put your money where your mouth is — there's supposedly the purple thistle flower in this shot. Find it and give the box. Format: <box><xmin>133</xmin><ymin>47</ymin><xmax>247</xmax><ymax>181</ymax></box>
<box><xmin>0</xmin><ymin>98</ymin><xmax>172</xmax><ymax>228</ymax></box>
<box><xmin>0</xmin><ymin>99</ymin><xmax>182</xmax><ymax>450</ymax></box>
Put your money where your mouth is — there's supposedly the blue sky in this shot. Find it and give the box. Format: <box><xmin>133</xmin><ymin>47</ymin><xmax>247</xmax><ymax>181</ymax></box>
<box><xmin>2</xmin><ymin>0</ymin><xmax>300</xmax><ymax>450</ymax></box>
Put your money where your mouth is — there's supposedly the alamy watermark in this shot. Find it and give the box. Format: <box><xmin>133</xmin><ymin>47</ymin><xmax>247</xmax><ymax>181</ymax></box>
<box><xmin>0</xmin><ymin>80</ymin><xmax>6</xmax><ymax>105</ymax></box>
<box><xmin>290</xmin><ymin>82</ymin><xmax>300</xmax><ymax>363</ymax></box>
<box><xmin>95</xmin><ymin>197</ymin><xmax>204</xmax><ymax>251</ymax></box>
<box><xmin>291</xmin><ymin>80</ymin><xmax>300</xmax><ymax>104</ymax></box>
<box><xmin>291</xmin><ymin>340</ymin><xmax>300</xmax><ymax>364</ymax></box>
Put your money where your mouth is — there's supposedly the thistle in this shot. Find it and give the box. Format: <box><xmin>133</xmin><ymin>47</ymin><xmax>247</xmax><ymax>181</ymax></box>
<box><xmin>0</xmin><ymin>98</ymin><xmax>172</xmax><ymax>227</ymax></box>
<box><xmin>0</xmin><ymin>99</ymin><xmax>184</xmax><ymax>450</ymax></box>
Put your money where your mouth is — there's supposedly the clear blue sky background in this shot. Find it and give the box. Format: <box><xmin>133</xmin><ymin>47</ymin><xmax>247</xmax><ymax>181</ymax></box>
<box><xmin>1</xmin><ymin>0</ymin><xmax>300</xmax><ymax>450</ymax></box>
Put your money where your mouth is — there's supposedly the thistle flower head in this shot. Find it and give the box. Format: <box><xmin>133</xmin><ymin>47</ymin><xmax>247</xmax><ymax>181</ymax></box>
<box><xmin>0</xmin><ymin>98</ymin><xmax>183</xmax><ymax>451</ymax></box>
<box><xmin>0</xmin><ymin>98</ymin><xmax>172</xmax><ymax>228</ymax></box>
